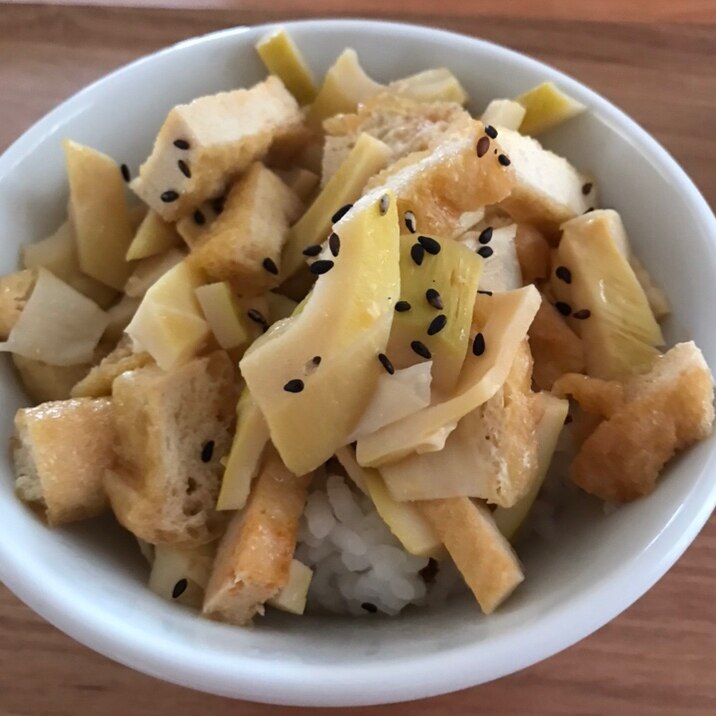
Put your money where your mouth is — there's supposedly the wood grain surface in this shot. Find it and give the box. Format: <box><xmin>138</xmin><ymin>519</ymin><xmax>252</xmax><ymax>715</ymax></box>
<box><xmin>1</xmin><ymin>3</ymin><xmax>715</xmax><ymax>715</ymax></box>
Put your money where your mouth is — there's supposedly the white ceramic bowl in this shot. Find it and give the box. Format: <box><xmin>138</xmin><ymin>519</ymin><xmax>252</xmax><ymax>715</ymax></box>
<box><xmin>1</xmin><ymin>19</ymin><xmax>715</xmax><ymax>707</ymax></box>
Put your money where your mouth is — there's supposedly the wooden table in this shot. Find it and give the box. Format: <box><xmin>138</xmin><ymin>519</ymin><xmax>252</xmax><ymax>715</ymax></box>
<box><xmin>1</xmin><ymin>2</ymin><xmax>716</xmax><ymax>714</ymax></box>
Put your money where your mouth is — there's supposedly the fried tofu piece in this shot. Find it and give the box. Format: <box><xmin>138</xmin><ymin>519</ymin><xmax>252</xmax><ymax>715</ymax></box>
<box><xmin>321</xmin><ymin>93</ymin><xmax>472</xmax><ymax>185</ymax></box>
<box><xmin>12</xmin><ymin>398</ymin><xmax>113</xmax><ymax>525</ymax></box>
<box><xmin>528</xmin><ymin>298</ymin><xmax>586</xmax><ymax>390</ymax></box>
<box><xmin>71</xmin><ymin>336</ymin><xmax>153</xmax><ymax>398</ymax></box>
<box><xmin>360</xmin><ymin>120</ymin><xmax>515</xmax><ymax>239</ymax></box>
<box><xmin>514</xmin><ymin>223</ymin><xmax>551</xmax><ymax>283</ymax></box>
<box><xmin>418</xmin><ymin>497</ymin><xmax>524</xmax><ymax>614</ymax></box>
<box><xmin>190</xmin><ymin>163</ymin><xmax>303</xmax><ymax>296</ymax></box>
<box><xmin>0</xmin><ymin>269</ymin><xmax>36</xmax><ymax>339</ymax></box>
<box><xmin>104</xmin><ymin>351</ymin><xmax>238</xmax><ymax>546</ymax></box>
<box><xmin>496</xmin><ymin>127</ymin><xmax>592</xmax><ymax>235</ymax></box>
<box><xmin>202</xmin><ymin>447</ymin><xmax>311</xmax><ymax>625</ymax></box>
<box><xmin>570</xmin><ymin>342</ymin><xmax>714</xmax><ymax>502</ymax></box>
<box><xmin>131</xmin><ymin>77</ymin><xmax>303</xmax><ymax>221</ymax></box>
<box><xmin>552</xmin><ymin>372</ymin><xmax>624</xmax><ymax>419</ymax></box>
<box><xmin>13</xmin><ymin>355</ymin><xmax>92</xmax><ymax>403</ymax></box>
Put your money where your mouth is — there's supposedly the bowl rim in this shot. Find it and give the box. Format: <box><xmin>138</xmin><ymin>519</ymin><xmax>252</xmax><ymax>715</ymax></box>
<box><xmin>1</xmin><ymin>17</ymin><xmax>716</xmax><ymax>707</ymax></box>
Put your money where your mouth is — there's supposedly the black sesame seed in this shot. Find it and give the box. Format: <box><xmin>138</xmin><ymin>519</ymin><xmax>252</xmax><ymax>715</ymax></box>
<box><xmin>485</xmin><ymin>125</ymin><xmax>498</xmax><ymax>139</ymax></box>
<box><xmin>262</xmin><ymin>257</ymin><xmax>279</xmax><ymax>275</ymax></box>
<box><xmin>417</xmin><ymin>235</ymin><xmax>441</xmax><ymax>255</ymax></box>
<box><xmin>328</xmin><ymin>232</ymin><xmax>341</xmax><ymax>257</ymax></box>
<box><xmin>361</xmin><ymin>602</ymin><xmax>378</xmax><ymax>613</ymax></box>
<box><xmin>193</xmin><ymin>209</ymin><xmax>206</xmax><ymax>226</ymax></box>
<box><xmin>472</xmin><ymin>332</ymin><xmax>486</xmax><ymax>357</ymax></box>
<box><xmin>498</xmin><ymin>153</ymin><xmax>511</xmax><ymax>167</ymax></box>
<box><xmin>160</xmin><ymin>190</ymin><xmax>179</xmax><ymax>203</ymax></box>
<box><xmin>555</xmin><ymin>266</ymin><xmax>572</xmax><ymax>284</ymax></box>
<box><xmin>478</xmin><ymin>289</ymin><xmax>493</xmax><ymax>296</ymax></box>
<box><xmin>309</xmin><ymin>259</ymin><xmax>334</xmax><ymax>275</ymax></box>
<box><xmin>302</xmin><ymin>244</ymin><xmax>322</xmax><ymax>257</ymax></box>
<box><xmin>477</xmin><ymin>246</ymin><xmax>494</xmax><ymax>259</ymax></box>
<box><xmin>573</xmin><ymin>308</ymin><xmax>592</xmax><ymax>320</ymax></box>
<box><xmin>120</xmin><ymin>163</ymin><xmax>130</xmax><ymax>182</ymax></box>
<box><xmin>312</xmin><ymin>355</ymin><xmax>322</xmax><ymax>366</ymax></box>
<box><xmin>201</xmin><ymin>440</ymin><xmax>215</xmax><ymax>463</ymax></box>
<box><xmin>425</xmin><ymin>288</ymin><xmax>443</xmax><ymax>310</ymax></box>
<box><xmin>284</xmin><ymin>379</ymin><xmax>304</xmax><ymax>393</ymax></box>
<box><xmin>172</xmin><ymin>578</ymin><xmax>188</xmax><ymax>599</ymax></box>
<box><xmin>565</xmin><ymin>414</ymin><xmax>574</xmax><ymax>425</ymax></box>
<box><xmin>410</xmin><ymin>340</ymin><xmax>432</xmax><ymax>360</ymax></box>
<box><xmin>478</xmin><ymin>226</ymin><xmax>493</xmax><ymax>245</ymax></box>
<box><xmin>427</xmin><ymin>314</ymin><xmax>447</xmax><ymax>336</ymax></box>
<box><xmin>177</xmin><ymin>159</ymin><xmax>191</xmax><ymax>178</ymax></box>
<box><xmin>331</xmin><ymin>203</ymin><xmax>353</xmax><ymax>223</ymax></box>
<box><xmin>247</xmin><ymin>308</ymin><xmax>267</xmax><ymax>326</ymax></box>
<box><xmin>395</xmin><ymin>300</ymin><xmax>411</xmax><ymax>312</ymax></box>
<box><xmin>555</xmin><ymin>301</ymin><xmax>572</xmax><ymax>317</ymax></box>
<box><xmin>585</xmin><ymin>207</ymin><xmax>595</xmax><ymax>214</ymax></box>
<box><xmin>582</xmin><ymin>182</ymin><xmax>593</xmax><ymax>195</ymax></box>
<box><xmin>410</xmin><ymin>243</ymin><xmax>425</xmax><ymax>266</ymax></box>
<box><xmin>378</xmin><ymin>353</ymin><xmax>395</xmax><ymax>375</ymax></box>
<box><xmin>404</xmin><ymin>210</ymin><xmax>417</xmax><ymax>234</ymax></box>
<box><xmin>379</xmin><ymin>194</ymin><xmax>390</xmax><ymax>215</ymax></box>
<box><xmin>476</xmin><ymin>135</ymin><xmax>490</xmax><ymax>158</ymax></box>
<box><xmin>173</xmin><ymin>139</ymin><xmax>190</xmax><ymax>150</ymax></box>
<box><xmin>211</xmin><ymin>196</ymin><xmax>226</xmax><ymax>215</ymax></box>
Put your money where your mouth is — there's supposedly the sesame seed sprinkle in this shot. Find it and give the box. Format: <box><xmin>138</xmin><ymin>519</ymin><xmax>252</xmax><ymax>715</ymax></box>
<box><xmin>302</xmin><ymin>244</ymin><xmax>322</xmax><ymax>257</ymax></box>
<box><xmin>478</xmin><ymin>226</ymin><xmax>493</xmax><ymax>244</ymax></box>
<box><xmin>178</xmin><ymin>159</ymin><xmax>191</xmax><ymax>178</ymax></box>
<box><xmin>284</xmin><ymin>379</ymin><xmax>305</xmax><ymax>393</ymax></box>
<box><xmin>498</xmin><ymin>154</ymin><xmax>511</xmax><ymax>167</ymax></box>
<box><xmin>172</xmin><ymin>579</ymin><xmax>188</xmax><ymax>599</ymax></box>
<box><xmin>472</xmin><ymin>332</ymin><xmax>486</xmax><ymax>357</ymax></box>
<box><xmin>328</xmin><ymin>232</ymin><xmax>341</xmax><ymax>257</ymax></box>
<box><xmin>404</xmin><ymin>210</ymin><xmax>417</xmax><ymax>234</ymax></box>
<box><xmin>160</xmin><ymin>190</ymin><xmax>179</xmax><ymax>203</ymax></box>
<box><xmin>573</xmin><ymin>309</ymin><xmax>592</xmax><ymax>320</ymax></box>
<box><xmin>555</xmin><ymin>266</ymin><xmax>572</xmax><ymax>284</ymax></box>
<box><xmin>312</xmin><ymin>355</ymin><xmax>322</xmax><ymax>366</ymax></box>
<box><xmin>378</xmin><ymin>353</ymin><xmax>395</xmax><ymax>375</ymax></box>
<box><xmin>425</xmin><ymin>288</ymin><xmax>443</xmax><ymax>310</ymax></box>
<box><xmin>582</xmin><ymin>182</ymin><xmax>593</xmax><ymax>195</ymax></box>
<box><xmin>361</xmin><ymin>602</ymin><xmax>378</xmax><ymax>613</ymax></box>
<box><xmin>173</xmin><ymin>139</ymin><xmax>190</xmax><ymax>150</ymax></box>
<box><xmin>476</xmin><ymin>136</ymin><xmax>490</xmax><ymax>158</ymax></box>
<box><xmin>120</xmin><ymin>164</ymin><xmax>130</xmax><ymax>182</ymax></box>
<box><xmin>411</xmin><ymin>340</ymin><xmax>432</xmax><ymax>360</ymax></box>
<box><xmin>417</xmin><ymin>235</ymin><xmax>441</xmax><ymax>255</ymax></box>
<box><xmin>485</xmin><ymin>125</ymin><xmax>498</xmax><ymax>139</ymax></box>
<box><xmin>331</xmin><ymin>203</ymin><xmax>353</xmax><ymax>223</ymax></box>
<box><xmin>477</xmin><ymin>246</ymin><xmax>494</xmax><ymax>259</ymax></box>
<box><xmin>262</xmin><ymin>257</ymin><xmax>279</xmax><ymax>275</ymax></box>
<box><xmin>395</xmin><ymin>300</ymin><xmax>411</xmax><ymax>312</ymax></box>
<box><xmin>555</xmin><ymin>301</ymin><xmax>572</xmax><ymax>317</ymax></box>
<box><xmin>309</xmin><ymin>259</ymin><xmax>334</xmax><ymax>275</ymax></box>
<box><xmin>478</xmin><ymin>290</ymin><xmax>493</xmax><ymax>296</ymax></box>
<box><xmin>193</xmin><ymin>209</ymin><xmax>206</xmax><ymax>226</ymax></box>
<box><xmin>410</xmin><ymin>243</ymin><xmax>425</xmax><ymax>266</ymax></box>
<box><xmin>379</xmin><ymin>194</ymin><xmax>390</xmax><ymax>215</ymax></box>
<box><xmin>427</xmin><ymin>314</ymin><xmax>447</xmax><ymax>336</ymax></box>
<box><xmin>201</xmin><ymin>440</ymin><xmax>215</xmax><ymax>463</ymax></box>
<box><xmin>247</xmin><ymin>308</ymin><xmax>267</xmax><ymax>326</ymax></box>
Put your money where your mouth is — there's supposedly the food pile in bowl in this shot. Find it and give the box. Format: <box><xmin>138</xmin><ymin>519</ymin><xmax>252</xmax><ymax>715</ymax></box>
<box><xmin>1</xmin><ymin>27</ymin><xmax>713</xmax><ymax>625</ymax></box>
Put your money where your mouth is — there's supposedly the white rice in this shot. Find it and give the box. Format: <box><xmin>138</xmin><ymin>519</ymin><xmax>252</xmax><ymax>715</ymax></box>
<box><xmin>296</xmin><ymin>473</ymin><xmax>464</xmax><ymax>616</ymax></box>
